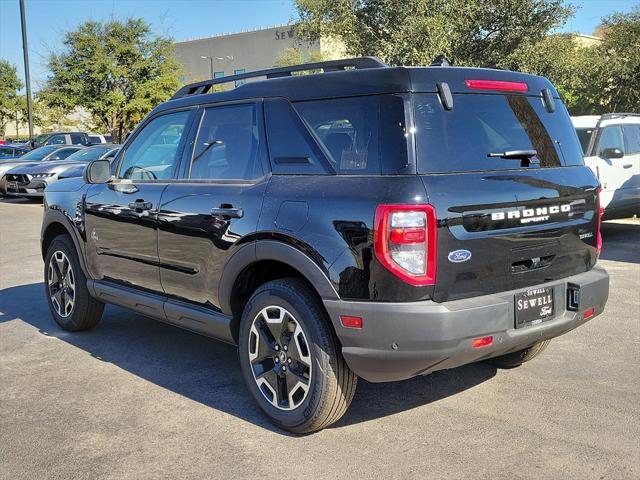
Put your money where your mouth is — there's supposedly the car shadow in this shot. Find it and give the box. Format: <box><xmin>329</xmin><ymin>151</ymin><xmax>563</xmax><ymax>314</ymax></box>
<box><xmin>600</xmin><ymin>221</ymin><xmax>640</xmax><ymax>264</ymax></box>
<box><xmin>0</xmin><ymin>282</ymin><xmax>496</xmax><ymax>434</ymax></box>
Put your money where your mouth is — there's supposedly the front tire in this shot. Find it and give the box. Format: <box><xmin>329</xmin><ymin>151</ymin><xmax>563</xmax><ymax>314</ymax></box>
<box><xmin>44</xmin><ymin>235</ymin><xmax>104</xmax><ymax>331</ymax></box>
<box><xmin>238</xmin><ymin>278</ymin><xmax>357</xmax><ymax>433</ymax></box>
<box><xmin>484</xmin><ymin>340</ymin><xmax>551</xmax><ymax>369</ymax></box>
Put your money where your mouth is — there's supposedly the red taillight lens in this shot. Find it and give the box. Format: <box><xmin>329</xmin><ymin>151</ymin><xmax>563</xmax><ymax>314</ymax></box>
<box><xmin>596</xmin><ymin>186</ymin><xmax>603</xmax><ymax>256</ymax></box>
<box><xmin>340</xmin><ymin>315</ymin><xmax>363</xmax><ymax>329</ymax></box>
<box><xmin>471</xmin><ymin>336</ymin><xmax>493</xmax><ymax>349</ymax></box>
<box><xmin>374</xmin><ymin>204</ymin><xmax>437</xmax><ymax>286</ymax></box>
<box><xmin>465</xmin><ymin>79</ymin><xmax>528</xmax><ymax>92</ymax></box>
<box><xmin>583</xmin><ymin>308</ymin><xmax>595</xmax><ymax>320</ymax></box>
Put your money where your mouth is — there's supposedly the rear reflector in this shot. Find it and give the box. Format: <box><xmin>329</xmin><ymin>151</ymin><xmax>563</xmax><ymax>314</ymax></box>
<box><xmin>583</xmin><ymin>308</ymin><xmax>595</xmax><ymax>320</ymax></box>
<box><xmin>340</xmin><ymin>315</ymin><xmax>363</xmax><ymax>329</ymax></box>
<box><xmin>465</xmin><ymin>79</ymin><xmax>528</xmax><ymax>92</ymax></box>
<box><xmin>471</xmin><ymin>336</ymin><xmax>493</xmax><ymax>349</ymax></box>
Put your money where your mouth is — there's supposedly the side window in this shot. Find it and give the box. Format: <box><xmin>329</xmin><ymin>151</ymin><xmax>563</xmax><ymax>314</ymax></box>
<box><xmin>598</xmin><ymin>126</ymin><xmax>625</xmax><ymax>156</ymax></box>
<box><xmin>118</xmin><ymin>110</ymin><xmax>191</xmax><ymax>180</ymax></box>
<box><xmin>293</xmin><ymin>95</ymin><xmax>409</xmax><ymax>174</ymax></box>
<box><xmin>55</xmin><ymin>148</ymin><xmax>79</xmax><ymax>160</ymax></box>
<box><xmin>264</xmin><ymin>98</ymin><xmax>329</xmax><ymax>174</ymax></box>
<box><xmin>189</xmin><ymin>104</ymin><xmax>263</xmax><ymax>180</ymax></box>
<box><xmin>70</xmin><ymin>133</ymin><xmax>85</xmax><ymax>145</ymax></box>
<box><xmin>623</xmin><ymin>125</ymin><xmax>640</xmax><ymax>154</ymax></box>
<box><xmin>47</xmin><ymin>135</ymin><xmax>66</xmax><ymax>145</ymax></box>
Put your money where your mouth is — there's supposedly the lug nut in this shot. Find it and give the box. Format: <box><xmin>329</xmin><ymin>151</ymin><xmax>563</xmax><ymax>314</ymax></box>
<box><xmin>287</xmin><ymin>358</ymin><xmax>292</xmax><ymax>364</ymax></box>
<box><xmin>275</xmin><ymin>357</ymin><xmax>279</xmax><ymax>363</ymax></box>
<box><xmin>283</xmin><ymin>345</ymin><xmax>288</xmax><ymax>351</ymax></box>
<box><xmin>274</xmin><ymin>345</ymin><xmax>280</xmax><ymax>351</ymax></box>
<box><xmin>282</xmin><ymin>366</ymin><xmax>286</xmax><ymax>371</ymax></box>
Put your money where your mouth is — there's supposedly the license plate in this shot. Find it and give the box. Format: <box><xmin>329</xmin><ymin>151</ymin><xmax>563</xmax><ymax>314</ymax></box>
<box><xmin>515</xmin><ymin>287</ymin><xmax>554</xmax><ymax>328</ymax></box>
<box><xmin>7</xmin><ymin>181</ymin><xmax>18</xmax><ymax>189</ymax></box>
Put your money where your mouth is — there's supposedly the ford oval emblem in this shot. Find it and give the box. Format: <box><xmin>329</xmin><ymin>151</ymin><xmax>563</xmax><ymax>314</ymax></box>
<box><xmin>448</xmin><ymin>249</ymin><xmax>472</xmax><ymax>263</ymax></box>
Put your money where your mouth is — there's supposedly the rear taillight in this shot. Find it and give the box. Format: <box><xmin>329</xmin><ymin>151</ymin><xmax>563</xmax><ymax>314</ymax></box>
<box><xmin>465</xmin><ymin>79</ymin><xmax>528</xmax><ymax>92</ymax></box>
<box><xmin>596</xmin><ymin>186</ymin><xmax>603</xmax><ymax>256</ymax></box>
<box><xmin>374</xmin><ymin>204</ymin><xmax>437</xmax><ymax>286</ymax></box>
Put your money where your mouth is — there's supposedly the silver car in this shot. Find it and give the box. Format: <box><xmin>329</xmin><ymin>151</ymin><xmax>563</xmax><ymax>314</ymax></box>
<box><xmin>0</xmin><ymin>145</ymin><xmax>85</xmax><ymax>196</ymax></box>
<box><xmin>3</xmin><ymin>145</ymin><xmax>118</xmax><ymax>199</ymax></box>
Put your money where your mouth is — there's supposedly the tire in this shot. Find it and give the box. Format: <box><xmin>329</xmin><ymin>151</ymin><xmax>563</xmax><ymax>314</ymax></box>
<box><xmin>484</xmin><ymin>340</ymin><xmax>551</xmax><ymax>369</ymax></box>
<box><xmin>238</xmin><ymin>278</ymin><xmax>357</xmax><ymax>433</ymax></box>
<box><xmin>44</xmin><ymin>234</ymin><xmax>104</xmax><ymax>331</ymax></box>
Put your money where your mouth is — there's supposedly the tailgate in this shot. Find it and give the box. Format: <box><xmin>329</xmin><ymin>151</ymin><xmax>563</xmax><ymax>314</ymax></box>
<box><xmin>422</xmin><ymin>168</ymin><xmax>599</xmax><ymax>302</ymax></box>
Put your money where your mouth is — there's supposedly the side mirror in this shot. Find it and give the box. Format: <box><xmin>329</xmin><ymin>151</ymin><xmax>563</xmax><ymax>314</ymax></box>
<box><xmin>600</xmin><ymin>147</ymin><xmax>624</xmax><ymax>159</ymax></box>
<box><xmin>83</xmin><ymin>159</ymin><xmax>112</xmax><ymax>184</ymax></box>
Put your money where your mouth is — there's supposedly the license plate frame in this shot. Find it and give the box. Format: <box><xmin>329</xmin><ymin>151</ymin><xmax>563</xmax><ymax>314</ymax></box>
<box><xmin>7</xmin><ymin>181</ymin><xmax>18</xmax><ymax>190</ymax></box>
<box><xmin>515</xmin><ymin>287</ymin><xmax>555</xmax><ymax>328</ymax></box>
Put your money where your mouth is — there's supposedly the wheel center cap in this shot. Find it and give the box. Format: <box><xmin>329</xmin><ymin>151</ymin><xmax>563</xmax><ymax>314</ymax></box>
<box><xmin>279</xmin><ymin>351</ymin><xmax>287</xmax><ymax>363</ymax></box>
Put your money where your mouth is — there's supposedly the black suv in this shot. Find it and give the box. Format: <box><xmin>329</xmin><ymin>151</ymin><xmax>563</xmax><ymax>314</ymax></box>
<box><xmin>41</xmin><ymin>58</ymin><xmax>609</xmax><ymax>433</ymax></box>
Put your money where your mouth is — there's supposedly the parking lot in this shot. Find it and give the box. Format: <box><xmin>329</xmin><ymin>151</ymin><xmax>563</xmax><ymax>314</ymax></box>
<box><xmin>0</xmin><ymin>198</ymin><xmax>638</xmax><ymax>480</ymax></box>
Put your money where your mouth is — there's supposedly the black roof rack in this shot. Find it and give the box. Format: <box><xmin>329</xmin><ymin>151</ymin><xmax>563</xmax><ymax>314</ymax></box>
<box><xmin>599</xmin><ymin>113</ymin><xmax>640</xmax><ymax>120</ymax></box>
<box><xmin>172</xmin><ymin>57</ymin><xmax>388</xmax><ymax>100</ymax></box>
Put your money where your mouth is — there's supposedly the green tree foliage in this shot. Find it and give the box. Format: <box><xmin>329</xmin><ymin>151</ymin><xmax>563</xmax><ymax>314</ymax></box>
<box><xmin>0</xmin><ymin>60</ymin><xmax>23</xmax><ymax>138</ymax></box>
<box><xmin>591</xmin><ymin>7</ymin><xmax>640</xmax><ymax>112</ymax></box>
<box><xmin>43</xmin><ymin>18</ymin><xmax>182</xmax><ymax>142</ymax></box>
<box><xmin>274</xmin><ymin>47</ymin><xmax>326</xmax><ymax>74</ymax></box>
<box><xmin>295</xmin><ymin>0</ymin><xmax>573</xmax><ymax>67</ymax></box>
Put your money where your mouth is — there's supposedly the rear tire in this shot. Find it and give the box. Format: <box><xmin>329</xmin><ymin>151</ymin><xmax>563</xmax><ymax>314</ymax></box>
<box><xmin>238</xmin><ymin>278</ymin><xmax>357</xmax><ymax>433</ymax></box>
<box><xmin>44</xmin><ymin>235</ymin><xmax>104</xmax><ymax>331</ymax></box>
<box><xmin>484</xmin><ymin>340</ymin><xmax>551</xmax><ymax>369</ymax></box>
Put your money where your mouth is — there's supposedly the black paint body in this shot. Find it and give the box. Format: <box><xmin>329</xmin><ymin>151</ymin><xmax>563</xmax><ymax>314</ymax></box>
<box><xmin>41</xmin><ymin>64</ymin><xmax>601</xmax><ymax>348</ymax></box>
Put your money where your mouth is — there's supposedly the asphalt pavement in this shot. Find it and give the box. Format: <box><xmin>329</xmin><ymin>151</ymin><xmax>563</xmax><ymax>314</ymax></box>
<box><xmin>1</xmin><ymin>198</ymin><xmax>638</xmax><ymax>480</ymax></box>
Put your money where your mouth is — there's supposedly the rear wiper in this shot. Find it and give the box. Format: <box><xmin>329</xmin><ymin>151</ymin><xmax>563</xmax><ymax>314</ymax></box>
<box><xmin>487</xmin><ymin>150</ymin><xmax>538</xmax><ymax>159</ymax></box>
<box><xmin>487</xmin><ymin>150</ymin><xmax>539</xmax><ymax>167</ymax></box>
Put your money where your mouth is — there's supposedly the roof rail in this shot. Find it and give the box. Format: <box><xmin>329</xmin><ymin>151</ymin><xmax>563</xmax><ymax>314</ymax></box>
<box><xmin>172</xmin><ymin>57</ymin><xmax>388</xmax><ymax>99</ymax></box>
<box><xmin>600</xmin><ymin>113</ymin><xmax>640</xmax><ymax>120</ymax></box>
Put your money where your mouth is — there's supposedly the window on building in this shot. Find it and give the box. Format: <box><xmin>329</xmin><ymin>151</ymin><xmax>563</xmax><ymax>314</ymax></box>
<box><xmin>234</xmin><ymin>69</ymin><xmax>246</xmax><ymax>87</ymax></box>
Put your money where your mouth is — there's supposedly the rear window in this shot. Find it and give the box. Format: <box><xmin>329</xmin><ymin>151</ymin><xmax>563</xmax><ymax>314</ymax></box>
<box><xmin>575</xmin><ymin>128</ymin><xmax>594</xmax><ymax>155</ymax></box>
<box><xmin>294</xmin><ymin>95</ymin><xmax>409</xmax><ymax>174</ymax></box>
<box><xmin>415</xmin><ymin>94</ymin><xmax>584</xmax><ymax>173</ymax></box>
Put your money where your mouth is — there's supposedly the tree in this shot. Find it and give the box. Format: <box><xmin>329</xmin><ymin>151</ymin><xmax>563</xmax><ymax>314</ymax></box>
<box><xmin>0</xmin><ymin>60</ymin><xmax>23</xmax><ymax>138</ymax></box>
<box><xmin>591</xmin><ymin>7</ymin><xmax>640</xmax><ymax>112</ymax></box>
<box><xmin>274</xmin><ymin>47</ymin><xmax>326</xmax><ymax>74</ymax></box>
<box><xmin>294</xmin><ymin>0</ymin><xmax>573</xmax><ymax>67</ymax></box>
<box><xmin>43</xmin><ymin>18</ymin><xmax>182</xmax><ymax>142</ymax></box>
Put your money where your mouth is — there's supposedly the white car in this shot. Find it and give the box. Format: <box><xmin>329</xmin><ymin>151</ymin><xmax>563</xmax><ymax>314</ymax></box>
<box><xmin>572</xmin><ymin>114</ymin><xmax>640</xmax><ymax>220</ymax></box>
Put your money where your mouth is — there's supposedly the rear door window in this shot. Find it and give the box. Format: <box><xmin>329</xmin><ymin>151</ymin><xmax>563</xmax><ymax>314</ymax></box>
<box><xmin>415</xmin><ymin>94</ymin><xmax>583</xmax><ymax>173</ymax></box>
<box><xmin>622</xmin><ymin>125</ymin><xmax>640</xmax><ymax>154</ymax></box>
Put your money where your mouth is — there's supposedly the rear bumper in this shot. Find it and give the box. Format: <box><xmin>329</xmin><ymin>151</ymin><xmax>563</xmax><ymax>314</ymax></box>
<box><xmin>323</xmin><ymin>267</ymin><xmax>609</xmax><ymax>382</ymax></box>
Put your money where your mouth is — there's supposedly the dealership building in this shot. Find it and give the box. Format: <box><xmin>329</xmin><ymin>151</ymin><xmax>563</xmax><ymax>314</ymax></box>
<box><xmin>173</xmin><ymin>24</ymin><xmax>345</xmax><ymax>84</ymax></box>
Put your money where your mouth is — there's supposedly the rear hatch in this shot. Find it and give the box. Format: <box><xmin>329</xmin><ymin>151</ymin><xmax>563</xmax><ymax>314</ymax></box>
<box><xmin>412</xmin><ymin>71</ymin><xmax>600</xmax><ymax>302</ymax></box>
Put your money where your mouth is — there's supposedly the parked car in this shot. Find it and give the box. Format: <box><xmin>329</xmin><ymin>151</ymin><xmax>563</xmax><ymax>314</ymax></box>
<box><xmin>572</xmin><ymin>114</ymin><xmax>640</xmax><ymax>219</ymax></box>
<box><xmin>31</xmin><ymin>131</ymin><xmax>91</xmax><ymax>149</ymax></box>
<box><xmin>41</xmin><ymin>58</ymin><xmax>609</xmax><ymax>433</ymax></box>
<box><xmin>0</xmin><ymin>145</ymin><xmax>84</xmax><ymax>196</ymax></box>
<box><xmin>4</xmin><ymin>145</ymin><xmax>117</xmax><ymax>199</ymax></box>
<box><xmin>58</xmin><ymin>146</ymin><xmax>120</xmax><ymax>180</ymax></box>
<box><xmin>88</xmin><ymin>133</ymin><xmax>113</xmax><ymax>144</ymax></box>
<box><xmin>0</xmin><ymin>145</ymin><xmax>30</xmax><ymax>160</ymax></box>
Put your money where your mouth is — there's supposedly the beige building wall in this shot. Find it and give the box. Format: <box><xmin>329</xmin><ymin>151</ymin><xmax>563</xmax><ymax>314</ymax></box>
<box><xmin>174</xmin><ymin>24</ymin><xmax>345</xmax><ymax>84</ymax></box>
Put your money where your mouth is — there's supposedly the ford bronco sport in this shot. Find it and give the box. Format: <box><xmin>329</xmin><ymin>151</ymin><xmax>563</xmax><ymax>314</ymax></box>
<box><xmin>41</xmin><ymin>57</ymin><xmax>609</xmax><ymax>433</ymax></box>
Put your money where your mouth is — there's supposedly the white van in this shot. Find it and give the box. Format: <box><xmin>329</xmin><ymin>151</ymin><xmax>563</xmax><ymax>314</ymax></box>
<box><xmin>572</xmin><ymin>114</ymin><xmax>640</xmax><ymax>219</ymax></box>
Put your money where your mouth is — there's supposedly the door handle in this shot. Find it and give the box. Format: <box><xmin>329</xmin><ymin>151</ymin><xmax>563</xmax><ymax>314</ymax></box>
<box><xmin>211</xmin><ymin>205</ymin><xmax>244</xmax><ymax>219</ymax></box>
<box><xmin>623</xmin><ymin>164</ymin><xmax>632</xmax><ymax>169</ymax></box>
<box><xmin>128</xmin><ymin>200</ymin><xmax>153</xmax><ymax>211</ymax></box>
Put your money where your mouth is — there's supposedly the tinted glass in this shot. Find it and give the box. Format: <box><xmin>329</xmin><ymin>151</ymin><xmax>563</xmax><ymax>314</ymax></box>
<box><xmin>0</xmin><ymin>147</ymin><xmax>15</xmax><ymax>158</ymax></box>
<box><xmin>70</xmin><ymin>134</ymin><xmax>85</xmax><ymax>144</ymax></box>
<box><xmin>65</xmin><ymin>145</ymin><xmax>114</xmax><ymax>162</ymax></box>
<box><xmin>53</xmin><ymin>148</ymin><xmax>81</xmax><ymax>160</ymax></box>
<box><xmin>190</xmin><ymin>104</ymin><xmax>262</xmax><ymax>180</ymax></box>
<box><xmin>88</xmin><ymin>135</ymin><xmax>102</xmax><ymax>143</ymax></box>
<box><xmin>20</xmin><ymin>146</ymin><xmax>58</xmax><ymax>160</ymax></box>
<box><xmin>118</xmin><ymin>110</ymin><xmax>190</xmax><ymax>180</ymax></box>
<box><xmin>575</xmin><ymin>127</ymin><xmax>594</xmax><ymax>155</ymax></box>
<box><xmin>47</xmin><ymin>135</ymin><xmax>66</xmax><ymax>145</ymax></box>
<box><xmin>623</xmin><ymin>125</ymin><xmax>640</xmax><ymax>154</ymax></box>
<box><xmin>415</xmin><ymin>94</ymin><xmax>584</xmax><ymax>173</ymax></box>
<box><xmin>598</xmin><ymin>126</ymin><xmax>624</xmax><ymax>155</ymax></box>
<box><xmin>264</xmin><ymin>98</ymin><xmax>328</xmax><ymax>175</ymax></box>
<box><xmin>294</xmin><ymin>95</ymin><xmax>409</xmax><ymax>174</ymax></box>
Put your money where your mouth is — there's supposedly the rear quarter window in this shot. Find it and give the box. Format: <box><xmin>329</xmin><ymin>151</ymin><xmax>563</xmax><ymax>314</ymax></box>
<box><xmin>415</xmin><ymin>93</ymin><xmax>584</xmax><ymax>173</ymax></box>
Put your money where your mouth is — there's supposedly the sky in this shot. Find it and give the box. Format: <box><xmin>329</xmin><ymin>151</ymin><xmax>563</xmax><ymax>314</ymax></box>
<box><xmin>0</xmin><ymin>0</ymin><xmax>637</xmax><ymax>91</ymax></box>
